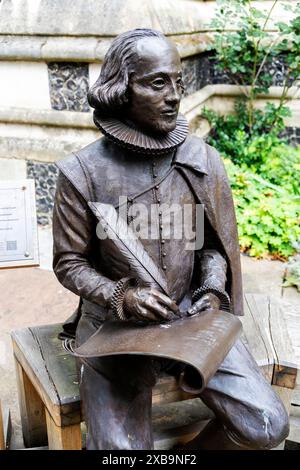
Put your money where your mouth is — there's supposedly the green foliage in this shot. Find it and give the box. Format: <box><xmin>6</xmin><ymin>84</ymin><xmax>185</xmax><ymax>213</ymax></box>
<box><xmin>211</xmin><ymin>0</ymin><xmax>278</xmax><ymax>97</ymax></box>
<box><xmin>205</xmin><ymin>108</ymin><xmax>300</xmax><ymax>258</ymax></box>
<box><xmin>202</xmin><ymin>100</ymin><xmax>290</xmax><ymax>167</ymax></box>
<box><xmin>224</xmin><ymin>158</ymin><xmax>300</xmax><ymax>258</ymax></box>
<box><xmin>209</xmin><ymin>0</ymin><xmax>300</xmax><ymax>136</ymax></box>
<box><xmin>211</xmin><ymin>0</ymin><xmax>300</xmax><ymax>90</ymax></box>
<box><xmin>259</xmin><ymin>145</ymin><xmax>300</xmax><ymax>195</ymax></box>
<box><xmin>203</xmin><ymin>0</ymin><xmax>300</xmax><ymax>258</ymax></box>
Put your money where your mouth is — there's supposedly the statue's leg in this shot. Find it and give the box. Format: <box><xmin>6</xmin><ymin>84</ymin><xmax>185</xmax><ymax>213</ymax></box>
<box><xmin>190</xmin><ymin>339</ymin><xmax>289</xmax><ymax>450</ymax></box>
<box><xmin>75</xmin><ymin>313</ymin><xmax>156</xmax><ymax>450</ymax></box>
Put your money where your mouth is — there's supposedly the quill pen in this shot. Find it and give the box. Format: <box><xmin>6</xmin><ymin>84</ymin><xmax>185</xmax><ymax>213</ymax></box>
<box><xmin>64</xmin><ymin>203</ymin><xmax>242</xmax><ymax>395</ymax></box>
<box><xmin>88</xmin><ymin>202</ymin><xmax>170</xmax><ymax>296</ymax></box>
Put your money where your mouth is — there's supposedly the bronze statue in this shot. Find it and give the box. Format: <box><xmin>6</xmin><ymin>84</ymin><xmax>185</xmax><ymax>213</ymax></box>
<box><xmin>52</xmin><ymin>29</ymin><xmax>289</xmax><ymax>450</ymax></box>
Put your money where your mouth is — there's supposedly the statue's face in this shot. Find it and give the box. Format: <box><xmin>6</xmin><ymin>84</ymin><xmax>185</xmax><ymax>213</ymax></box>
<box><xmin>125</xmin><ymin>37</ymin><xmax>183</xmax><ymax>135</ymax></box>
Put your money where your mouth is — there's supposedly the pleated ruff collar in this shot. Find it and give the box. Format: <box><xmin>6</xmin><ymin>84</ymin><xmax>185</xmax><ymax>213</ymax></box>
<box><xmin>93</xmin><ymin>112</ymin><xmax>189</xmax><ymax>155</ymax></box>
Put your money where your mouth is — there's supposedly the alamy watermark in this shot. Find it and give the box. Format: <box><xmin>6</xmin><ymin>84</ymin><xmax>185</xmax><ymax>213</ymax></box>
<box><xmin>94</xmin><ymin>196</ymin><xmax>205</xmax><ymax>251</ymax></box>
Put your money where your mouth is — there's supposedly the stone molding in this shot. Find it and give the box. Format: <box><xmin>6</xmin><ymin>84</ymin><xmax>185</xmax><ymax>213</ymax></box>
<box><xmin>0</xmin><ymin>85</ymin><xmax>299</xmax><ymax>163</ymax></box>
<box><xmin>0</xmin><ymin>33</ymin><xmax>214</xmax><ymax>62</ymax></box>
<box><xmin>0</xmin><ymin>122</ymin><xmax>99</xmax><ymax>162</ymax></box>
<box><xmin>0</xmin><ymin>1</ymin><xmax>296</xmax><ymax>62</ymax></box>
<box><xmin>1</xmin><ymin>84</ymin><xmax>299</xmax><ymax>129</ymax></box>
<box><xmin>0</xmin><ymin>0</ymin><xmax>210</xmax><ymax>36</ymax></box>
<box><xmin>182</xmin><ymin>84</ymin><xmax>300</xmax><ymax>118</ymax></box>
<box><xmin>0</xmin><ymin>107</ymin><xmax>94</xmax><ymax>128</ymax></box>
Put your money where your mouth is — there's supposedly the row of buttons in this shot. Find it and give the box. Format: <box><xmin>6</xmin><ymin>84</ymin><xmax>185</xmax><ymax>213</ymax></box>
<box><xmin>152</xmin><ymin>161</ymin><xmax>167</xmax><ymax>271</ymax></box>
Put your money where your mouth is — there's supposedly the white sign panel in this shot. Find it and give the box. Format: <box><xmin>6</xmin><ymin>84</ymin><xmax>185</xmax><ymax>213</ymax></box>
<box><xmin>0</xmin><ymin>180</ymin><xmax>39</xmax><ymax>268</ymax></box>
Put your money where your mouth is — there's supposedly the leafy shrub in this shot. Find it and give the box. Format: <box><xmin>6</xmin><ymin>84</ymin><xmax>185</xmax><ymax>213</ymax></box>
<box><xmin>202</xmin><ymin>101</ymin><xmax>290</xmax><ymax>167</ymax></box>
<box><xmin>210</xmin><ymin>0</ymin><xmax>300</xmax><ymax>134</ymax></box>
<box><xmin>259</xmin><ymin>145</ymin><xmax>300</xmax><ymax>195</ymax></box>
<box><xmin>203</xmin><ymin>109</ymin><xmax>300</xmax><ymax>258</ymax></box>
<box><xmin>202</xmin><ymin>0</ymin><xmax>300</xmax><ymax>258</ymax></box>
<box><xmin>224</xmin><ymin>157</ymin><xmax>300</xmax><ymax>258</ymax></box>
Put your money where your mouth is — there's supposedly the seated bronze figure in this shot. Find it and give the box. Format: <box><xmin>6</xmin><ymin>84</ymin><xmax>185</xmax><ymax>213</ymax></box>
<box><xmin>52</xmin><ymin>29</ymin><xmax>289</xmax><ymax>450</ymax></box>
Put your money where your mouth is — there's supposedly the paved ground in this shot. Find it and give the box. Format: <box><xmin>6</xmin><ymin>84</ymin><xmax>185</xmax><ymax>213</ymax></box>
<box><xmin>0</xmin><ymin>231</ymin><xmax>299</xmax><ymax>449</ymax></box>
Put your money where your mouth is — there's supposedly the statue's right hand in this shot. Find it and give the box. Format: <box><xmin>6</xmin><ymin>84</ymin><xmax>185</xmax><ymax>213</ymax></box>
<box><xmin>123</xmin><ymin>287</ymin><xmax>180</xmax><ymax>323</ymax></box>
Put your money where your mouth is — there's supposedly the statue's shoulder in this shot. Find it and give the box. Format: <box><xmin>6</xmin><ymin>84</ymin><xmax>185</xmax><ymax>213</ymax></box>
<box><xmin>178</xmin><ymin>133</ymin><xmax>206</xmax><ymax>157</ymax></box>
<box><xmin>182</xmin><ymin>133</ymin><xmax>205</xmax><ymax>148</ymax></box>
<box><xmin>185</xmin><ymin>134</ymin><xmax>221</xmax><ymax>159</ymax></box>
<box><xmin>56</xmin><ymin>136</ymin><xmax>113</xmax><ymax>201</ymax></box>
<box><xmin>177</xmin><ymin>134</ymin><xmax>208</xmax><ymax>173</ymax></box>
<box><xmin>178</xmin><ymin>134</ymin><xmax>225</xmax><ymax>177</ymax></box>
<box><xmin>56</xmin><ymin>136</ymin><xmax>109</xmax><ymax>176</ymax></box>
<box><xmin>190</xmin><ymin>134</ymin><xmax>225</xmax><ymax>166</ymax></box>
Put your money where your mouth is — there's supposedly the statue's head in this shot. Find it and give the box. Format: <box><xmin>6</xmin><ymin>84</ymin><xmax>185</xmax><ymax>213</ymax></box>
<box><xmin>88</xmin><ymin>29</ymin><xmax>184</xmax><ymax>135</ymax></box>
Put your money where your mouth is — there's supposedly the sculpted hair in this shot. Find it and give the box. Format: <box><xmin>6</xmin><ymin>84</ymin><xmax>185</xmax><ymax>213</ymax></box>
<box><xmin>87</xmin><ymin>28</ymin><xmax>165</xmax><ymax>116</ymax></box>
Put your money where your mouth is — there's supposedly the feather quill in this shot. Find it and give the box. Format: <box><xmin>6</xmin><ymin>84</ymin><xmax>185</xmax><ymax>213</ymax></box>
<box><xmin>89</xmin><ymin>202</ymin><xmax>170</xmax><ymax>295</ymax></box>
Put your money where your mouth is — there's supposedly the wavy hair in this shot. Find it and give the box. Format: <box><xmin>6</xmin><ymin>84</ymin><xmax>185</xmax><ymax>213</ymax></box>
<box><xmin>87</xmin><ymin>29</ymin><xmax>165</xmax><ymax>116</ymax></box>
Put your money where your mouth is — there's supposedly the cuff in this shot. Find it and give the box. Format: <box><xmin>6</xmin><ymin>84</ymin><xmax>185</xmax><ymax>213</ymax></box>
<box><xmin>110</xmin><ymin>277</ymin><xmax>138</xmax><ymax>321</ymax></box>
<box><xmin>192</xmin><ymin>284</ymin><xmax>231</xmax><ymax>313</ymax></box>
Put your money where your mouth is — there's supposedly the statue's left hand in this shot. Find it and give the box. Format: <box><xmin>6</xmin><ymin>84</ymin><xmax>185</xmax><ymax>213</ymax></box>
<box><xmin>187</xmin><ymin>293</ymin><xmax>221</xmax><ymax>316</ymax></box>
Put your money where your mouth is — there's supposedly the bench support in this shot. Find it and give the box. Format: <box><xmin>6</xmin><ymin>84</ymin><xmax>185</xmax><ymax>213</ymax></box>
<box><xmin>15</xmin><ymin>360</ymin><xmax>48</xmax><ymax>448</ymax></box>
<box><xmin>45</xmin><ymin>409</ymin><xmax>82</xmax><ymax>450</ymax></box>
<box><xmin>0</xmin><ymin>400</ymin><xmax>5</xmax><ymax>450</ymax></box>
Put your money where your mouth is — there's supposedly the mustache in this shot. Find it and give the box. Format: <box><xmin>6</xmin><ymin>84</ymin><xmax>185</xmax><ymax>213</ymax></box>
<box><xmin>161</xmin><ymin>106</ymin><xmax>179</xmax><ymax>114</ymax></box>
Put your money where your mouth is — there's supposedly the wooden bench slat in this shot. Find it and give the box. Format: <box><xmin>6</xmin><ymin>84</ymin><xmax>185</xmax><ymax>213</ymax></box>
<box><xmin>292</xmin><ymin>388</ymin><xmax>300</xmax><ymax>406</ymax></box>
<box><xmin>12</xmin><ymin>327</ymin><xmax>66</xmax><ymax>407</ymax></box>
<box><xmin>241</xmin><ymin>295</ymin><xmax>273</xmax><ymax>382</ymax></box>
<box><xmin>242</xmin><ymin>294</ymin><xmax>298</xmax><ymax>386</ymax></box>
<box><xmin>292</xmin><ymin>371</ymin><xmax>300</xmax><ymax>407</ymax></box>
<box><xmin>243</xmin><ymin>294</ymin><xmax>298</xmax><ymax>420</ymax></box>
<box><xmin>268</xmin><ymin>297</ymin><xmax>297</xmax><ymax>369</ymax></box>
<box><xmin>12</xmin><ymin>329</ymin><xmax>81</xmax><ymax>427</ymax></box>
<box><xmin>28</xmin><ymin>326</ymin><xmax>79</xmax><ymax>405</ymax></box>
<box><xmin>243</xmin><ymin>294</ymin><xmax>275</xmax><ymax>366</ymax></box>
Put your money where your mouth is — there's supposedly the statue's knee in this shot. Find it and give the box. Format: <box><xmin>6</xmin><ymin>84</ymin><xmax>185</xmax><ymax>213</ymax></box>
<box><xmin>241</xmin><ymin>407</ymin><xmax>290</xmax><ymax>450</ymax></box>
<box><xmin>260</xmin><ymin>408</ymin><xmax>289</xmax><ymax>449</ymax></box>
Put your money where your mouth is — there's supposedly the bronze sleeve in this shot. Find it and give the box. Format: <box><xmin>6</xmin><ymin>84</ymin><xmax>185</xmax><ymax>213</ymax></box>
<box><xmin>198</xmin><ymin>249</ymin><xmax>227</xmax><ymax>291</ymax></box>
<box><xmin>52</xmin><ymin>171</ymin><xmax>116</xmax><ymax>307</ymax></box>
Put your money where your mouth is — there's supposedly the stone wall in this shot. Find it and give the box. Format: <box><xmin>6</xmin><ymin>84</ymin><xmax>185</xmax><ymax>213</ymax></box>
<box><xmin>48</xmin><ymin>62</ymin><xmax>90</xmax><ymax>112</ymax></box>
<box><xmin>1</xmin><ymin>53</ymin><xmax>299</xmax><ymax>227</ymax></box>
<box><xmin>27</xmin><ymin>162</ymin><xmax>58</xmax><ymax>226</ymax></box>
<box><xmin>182</xmin><ymin>52</ymin><xmax>294</xmax><ymax>96</ymax></box>
<box><xmin>0</xmin><ymin>0</ymin><xmax>299</xmax><ymax>227</ymax></box>
<box><xmin>11</xmin><ymin>52</ymin><xmax>296</xmax><ymax>227</ymax></box>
